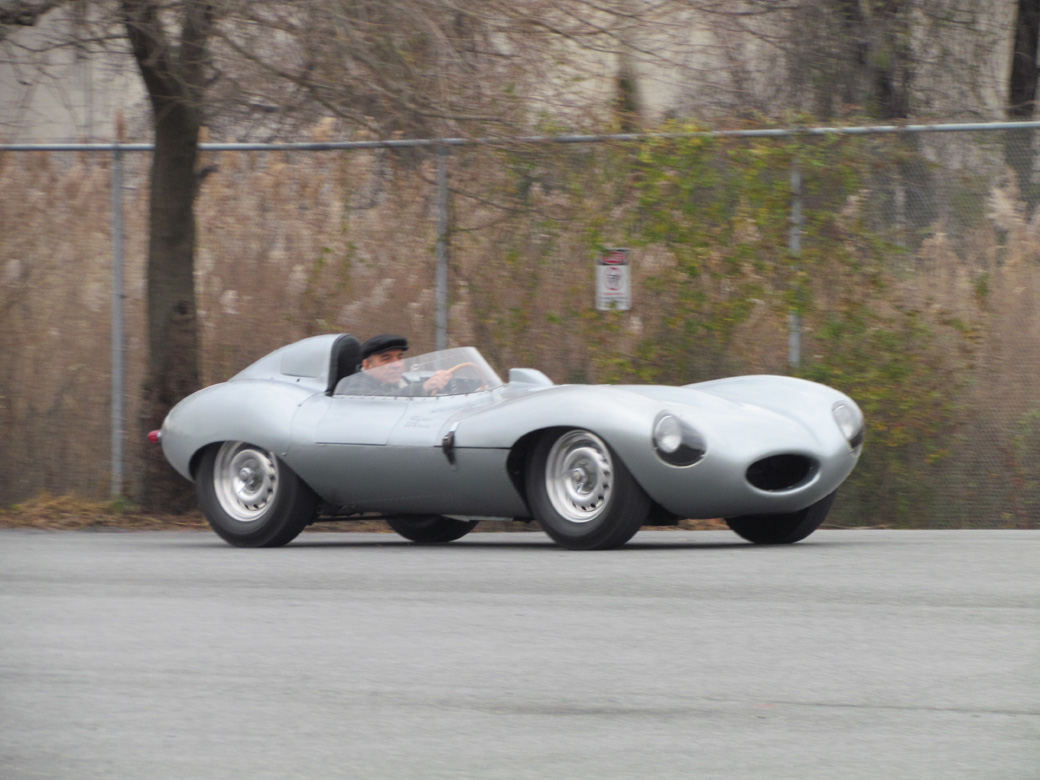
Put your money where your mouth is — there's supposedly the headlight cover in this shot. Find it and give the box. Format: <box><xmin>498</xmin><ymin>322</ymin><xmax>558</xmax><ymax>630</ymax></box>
<box><xmin>832</xmin><ymin>402</ymin><xmax>865</xmax><ymax>450</ymax></box>
<box><xmin>652</xmin><ymin>412</ymin><xmax>706</xmax><ymax>467</ymax></box>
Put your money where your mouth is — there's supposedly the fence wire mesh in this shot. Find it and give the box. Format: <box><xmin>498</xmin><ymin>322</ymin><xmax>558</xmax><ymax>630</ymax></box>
<box><xmin>1</xmin><ymin>125</ymin><xmax>1037</xmax><ymax>527</ymax></box>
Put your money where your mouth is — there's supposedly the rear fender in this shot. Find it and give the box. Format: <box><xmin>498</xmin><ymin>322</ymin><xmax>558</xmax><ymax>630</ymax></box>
<box><xmin>161</xmin><ymin>381</ymin><xmax>317</xmax><ymax>481</ymax></box>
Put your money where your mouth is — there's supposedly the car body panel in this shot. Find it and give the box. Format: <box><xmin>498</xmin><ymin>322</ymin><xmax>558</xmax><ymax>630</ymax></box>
<box><xmin>445</xmin><ymin>380</ymin><xmax>857</xmax><ymax>518</ymax></box>
<box><xmin>161</xmin><ymin>380</ymin><xmax>315</xmax><ymax>481</ymax></box>
<box><xmin>284</xmin><ymin>390</ymin><xmax>528</xmax><ymax>515</ymax></box>
<box><xmin>232</xmin><ymin>334</ymin><xmax>339</xmax><ymax>388</ymax></box>
<box><xmin>159</xmin><ymin>335</ymin><xmax>863</xmax><ymax>522</ymax></box>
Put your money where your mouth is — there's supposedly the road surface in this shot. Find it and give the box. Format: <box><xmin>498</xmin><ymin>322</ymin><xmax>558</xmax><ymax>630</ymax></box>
<box><xmin>1</xmin><ymin>529</ymin><xmax>1037</xmax><ymax>779</ymax></box>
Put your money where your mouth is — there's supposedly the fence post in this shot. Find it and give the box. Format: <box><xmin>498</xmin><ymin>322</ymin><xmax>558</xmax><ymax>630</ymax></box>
<box><xmin>110</xmin><ymin>144</ymin><xmax>125</xmax><ymax>498</ymax></box>
<box><xmin>435</xmin><ymin>145</ymin><xmax>450</xmax><ymax>351</ymax></box>
<box><xmin>788</xmin><ymin>160</ymin><xmax>802</xmax><ymax>369</ymax></box>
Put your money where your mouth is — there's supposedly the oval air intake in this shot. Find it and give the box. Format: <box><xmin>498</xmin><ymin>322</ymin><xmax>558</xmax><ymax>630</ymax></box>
<box><xmin>746</xmin><ymin>455</ymin><xmax>814</xmax><ymax>492</ymax></box>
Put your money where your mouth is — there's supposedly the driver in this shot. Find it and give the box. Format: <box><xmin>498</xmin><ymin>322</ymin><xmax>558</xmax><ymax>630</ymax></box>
<box><xmin>339</xmin><ymin>333</ymin><xmax>451</xmax><ymax>396</ymax></box>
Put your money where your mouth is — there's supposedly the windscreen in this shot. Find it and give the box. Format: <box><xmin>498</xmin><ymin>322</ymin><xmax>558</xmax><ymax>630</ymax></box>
<box><xmin>335</xmin><ymin>346</ymin><xmax>503</xmax><ymax>397</ymax></box>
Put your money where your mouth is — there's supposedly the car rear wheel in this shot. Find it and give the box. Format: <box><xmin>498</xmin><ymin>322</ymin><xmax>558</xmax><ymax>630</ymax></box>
<box><xmin>386</xmin><ymin>515</ymin><xmax>479</xmax><ymax>543</ymax></box>
<box><xmin>724</xmin><ymin>491</ymin><xmax>837</xmax><ymax>545</ymax></box>
<box><xmin>527</xmin><ymin>429</ymin><xmax>650</xmax><ymax>550</ymax></box>
<box><xmin>196</xmin><ymin>441</ymin><xmax>317</xmax><ymax>547</ymax></box>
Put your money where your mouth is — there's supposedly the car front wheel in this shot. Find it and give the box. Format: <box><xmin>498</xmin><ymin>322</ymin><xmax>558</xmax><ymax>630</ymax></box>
<box><xmin>196</xmin><ymin>441</ymin><xmax>317</xmax><ymax>547</ymax></box>
<box><xmin>724</xmin><ymin>491</ymin><xmax>837</xmax><ymax>545</ymax></box>
<box><xmin>386</xmin><ymin>515</ymin><xmax>479</xmax><ymax>543</ymax></box>
<box><xmin>527</xmin><ymin>429</ymin><xmax>650</xmax><ymax>550</ymax></box>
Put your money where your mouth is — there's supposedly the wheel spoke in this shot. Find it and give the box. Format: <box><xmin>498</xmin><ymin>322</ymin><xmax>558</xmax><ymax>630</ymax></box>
<box><xmin>546</xmin><ymin>431</ymin><xmax>613</xmax><ymax>523</ymax></box>
<box><xmin>214</xmin><ymin>442</ymin><xmax>279</xmax><ymax>523</ymax></box>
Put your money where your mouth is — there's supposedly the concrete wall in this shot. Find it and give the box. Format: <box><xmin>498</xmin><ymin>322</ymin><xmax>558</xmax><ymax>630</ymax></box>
<box><xmin>0</xmin><ymin>7</ymin><xmax>145</xmax><ymax>142</ymax></box>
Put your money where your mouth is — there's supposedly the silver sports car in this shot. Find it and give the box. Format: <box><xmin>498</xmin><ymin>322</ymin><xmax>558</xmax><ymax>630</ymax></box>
<box><xmin>153</xmin><ymin>334</ymin><xmax>864</xmax><ymax>550</ymax></box>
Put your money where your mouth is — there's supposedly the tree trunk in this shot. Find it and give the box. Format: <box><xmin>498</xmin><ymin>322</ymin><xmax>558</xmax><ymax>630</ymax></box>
<box><xmin>1009</xmin><ymin>0</ymin><xmax>1040</xmax><ymax>119</ymax></box>
<box><xmin>1007</xmin><ymin>0</ymin><xmax>1040</xmax><ymax>207</ymax></box>
<box><xmin>124</xmin><ymin>0</ymin><xmax>213</xmax><ymax>511</ymax></box>
<box><xmin>139</xmin><ymin>102</ymin><xmax>202</xmax><ymax>512</ymax></box>
<box><xmin>831</xmin><ymin>0</ymin><xmax>932</xmax><ymax>235</ymax></box>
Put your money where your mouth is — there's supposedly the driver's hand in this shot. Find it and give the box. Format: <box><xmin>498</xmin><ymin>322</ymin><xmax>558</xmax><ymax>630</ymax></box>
<box><xmin>423</xmin><ymin>369</ymin><xmax>452</xmax><ymax>394</ymax></box>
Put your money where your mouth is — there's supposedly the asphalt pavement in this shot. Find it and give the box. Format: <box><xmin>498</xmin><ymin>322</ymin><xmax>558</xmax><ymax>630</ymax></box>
<box><xmin>1</xmin><ymin>528</ymin><xmax>1037</xmax><ymax>780</ymax></box>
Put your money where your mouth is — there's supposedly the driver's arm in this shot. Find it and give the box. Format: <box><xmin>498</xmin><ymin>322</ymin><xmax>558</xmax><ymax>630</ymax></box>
<box><xmin>422</xmin><ymin>369</ymin><xmax>452</xmax><ymax>394</ymax></box>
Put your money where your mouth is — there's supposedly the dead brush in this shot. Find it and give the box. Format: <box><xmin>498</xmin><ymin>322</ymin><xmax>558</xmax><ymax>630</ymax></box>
<box><xmin>1</xmin><ymin>138</ymin><xmax>1037</xmax><ymax>529</ymax></box>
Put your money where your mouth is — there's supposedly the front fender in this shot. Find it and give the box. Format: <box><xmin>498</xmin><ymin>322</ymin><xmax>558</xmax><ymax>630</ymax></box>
<box><xmin>450</xmin><ymin>382</ymin><xmax>859</xmax><ymax>519</ymax></box>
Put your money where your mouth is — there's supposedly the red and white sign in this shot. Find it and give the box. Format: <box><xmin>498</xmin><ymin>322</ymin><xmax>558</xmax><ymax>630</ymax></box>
<box><xmin>596</xmin><ymin>248</ymin><xmax>631</xmax><ymax>311</ymax></box>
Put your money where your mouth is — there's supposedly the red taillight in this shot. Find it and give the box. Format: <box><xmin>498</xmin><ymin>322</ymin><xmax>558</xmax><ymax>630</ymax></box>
<box><xmin>148</xmin><ymin>430</ymin><xmax>162</xmax><ymax>444</ymax></box>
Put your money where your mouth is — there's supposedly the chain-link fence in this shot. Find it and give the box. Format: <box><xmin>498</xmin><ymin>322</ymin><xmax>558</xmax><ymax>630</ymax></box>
<box><xmin>2</xmin><ymin>122</ymin><xmax>1038</xmax><ymax>527</ymax></box>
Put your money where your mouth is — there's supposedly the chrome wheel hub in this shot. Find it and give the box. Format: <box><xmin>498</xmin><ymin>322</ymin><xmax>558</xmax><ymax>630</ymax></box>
<box><xmin>214</xmin><ymin>442</ymin><xmax>279</xmax><ymax>523</ymax></box>
<box><xmin>545</xmin><ymin>431</ymin><xmax>613</xmax><ymax>523</ymax></box>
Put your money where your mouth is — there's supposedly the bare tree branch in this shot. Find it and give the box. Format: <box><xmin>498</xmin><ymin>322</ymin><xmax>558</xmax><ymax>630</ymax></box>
<box><xmin>0</xmin><ymin>0</ymin><xmax>69</xmax><ymax>41</ymax></box>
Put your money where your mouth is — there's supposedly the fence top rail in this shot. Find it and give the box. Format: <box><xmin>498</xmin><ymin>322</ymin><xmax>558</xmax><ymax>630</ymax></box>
<box><xmin>4</xmin><ymin>120</ymin><xmax>1040</xmax><ymax>152</ymax></box>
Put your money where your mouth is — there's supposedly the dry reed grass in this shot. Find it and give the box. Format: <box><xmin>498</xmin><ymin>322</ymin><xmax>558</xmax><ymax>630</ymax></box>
<box><xmin>1</xmin><ymin>135</ymin><xmax>1038</xmax><ymax>527</ymax></box>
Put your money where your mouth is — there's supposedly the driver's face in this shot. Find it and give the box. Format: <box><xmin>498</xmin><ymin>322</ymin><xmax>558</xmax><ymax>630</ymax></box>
<box><xmin>363</xmin><ymin>349</ymin><xmax>405</xmax><ymax>384</ymax></box>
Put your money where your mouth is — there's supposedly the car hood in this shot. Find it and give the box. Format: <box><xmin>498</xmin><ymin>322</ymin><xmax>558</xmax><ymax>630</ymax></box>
<box><xmin>452</xmin><ymin>376</ymin><xmax>851</xmax><ymax>455</ymax></box>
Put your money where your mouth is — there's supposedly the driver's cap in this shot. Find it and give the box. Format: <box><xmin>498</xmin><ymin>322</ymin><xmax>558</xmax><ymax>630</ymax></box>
<box><xmin>361</xmin><ymin>333</ymin><xmax>409</xmax><ymax>360</ymax></box>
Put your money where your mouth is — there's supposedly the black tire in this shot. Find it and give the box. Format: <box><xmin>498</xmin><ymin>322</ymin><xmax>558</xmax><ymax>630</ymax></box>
<box><xmin>196</xmin><ymin>442</ymin><xmax>318</xmax><ymax>547</ymax></box>
<box><xmin>724</xmin><ymin>490</ymin><xmax>837</xmax><ymax>545</ymax></box>
<box><xmin>386</xmin><ymin>515</ymin><xmax>478</xmax><ymax>543</ymax></box>
<box><xmin>526</xmin><ymin>429</ymin><xmax>650</xmax><ymax>550</ymax></box>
